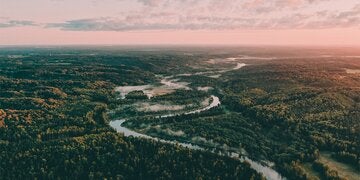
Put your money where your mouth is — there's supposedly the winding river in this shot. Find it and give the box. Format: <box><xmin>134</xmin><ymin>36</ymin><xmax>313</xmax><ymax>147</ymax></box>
<box><xmin>110</xmin><ymin>95</ymin><xmax>285</xmax><ymax>180</ymax></box>
<box><xmin>110</xmin><ymin>61</ymin><xmax>285</xmax><ymax>180</ymax></box>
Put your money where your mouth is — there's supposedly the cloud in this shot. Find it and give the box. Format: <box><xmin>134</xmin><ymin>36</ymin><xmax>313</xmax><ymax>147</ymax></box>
<box><xmin>46</xmin><ymin>4</ymin><xmax>360</xmax><ymax>32</ymax></box>
<box><xmin>137</xmin><ymin>0</ymin><xmax>164</xmax><ymax>6</ymax></box>
<box><xmin>3</xmin><ymin>1</ymin><xmax>359</xmax><ymax>31</ymax></box>
<box><xmin>0</xmin><ymin>20</ymin><xmax>37</xmax><ymax>28</ymax></box>
<box><xmin>302</xmin><ymin>4</ymin><xmax>360</xmax><ymax>28</ymax></box>
<box><xmin>46</xmin><ymin>15</ymin><xmax>262</xmax><ymax>31</ymax></box>
<box><xmin>135</xmin><ymin>0</ymin><xmax>326</xmax><ymax>7</ymax></box>
<box><xmin>134</xmin><ymin>0</ymin><xmax>329</xmax><ymax>11</ymax></box>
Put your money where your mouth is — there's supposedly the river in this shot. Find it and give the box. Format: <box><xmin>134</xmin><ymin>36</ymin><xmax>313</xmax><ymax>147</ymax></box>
<box><xmin>110</xmin><ymin>95</ymin><xmax>285</xmax><ymax>180</ymax></box>
<box><xmin>110</xmin><ymin>61</ymin><xmax>285</xmax><ymax>180</ymax></box>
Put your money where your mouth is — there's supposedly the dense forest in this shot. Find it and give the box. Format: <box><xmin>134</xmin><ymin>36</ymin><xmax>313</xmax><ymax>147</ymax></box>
<box><xmin>0</xmin><ymin>46</ymin><xmax>359</xmax><ymax>179</ymax></box>
<box><xmin>0</xmin><ymin>47</ymin><xmax>263</xmax><ymax>179</ymax></box>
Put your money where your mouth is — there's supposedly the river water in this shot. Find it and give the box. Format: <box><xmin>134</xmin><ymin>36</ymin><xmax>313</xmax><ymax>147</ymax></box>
<box><xmin>109</xmin><ymin>95</ymin><xmax>285</xmax><ymax>180</ymax></box>
<box><xmin>109</xmin><ymin>61</ymin><xmax>285</xmax><ymax>180</ymax></box>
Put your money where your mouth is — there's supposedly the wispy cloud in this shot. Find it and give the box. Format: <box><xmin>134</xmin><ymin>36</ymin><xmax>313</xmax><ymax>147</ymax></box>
<box><xmin>135</xmin><ymin>0</ymin><xmax>329</xmax><ymax>10</ymax></box>
<box><xmin>303</xmin><ymin>4</ymin><xmax>360</xmax><ymax>28</ymax></box>
<box><xmin>45</xmin><ymin>4</ymin><xmax>360</xmax><ymax>32</ymax></box>
<box><xmin>2</xmin><ymin>0</ymin><xmax>359</xmax><ymax>31</ymax></box>
<box><xmin>0</xmin><ymin>20</ymin><xmax>37</xmax><ymax>28</ymax></box>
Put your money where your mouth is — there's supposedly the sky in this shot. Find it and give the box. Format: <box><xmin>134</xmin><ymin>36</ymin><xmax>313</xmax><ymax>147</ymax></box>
<box><xmin>0</xmin><ymin>0</ymin><xmax>359</xmax><ymax>46</ymax></box>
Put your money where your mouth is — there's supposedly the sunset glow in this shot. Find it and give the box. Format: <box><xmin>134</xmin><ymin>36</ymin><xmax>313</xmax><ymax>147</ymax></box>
<box><xmin>1</xmin><ymin>0</ymin><xmax>359</xmax><ymax>45</ymax></box>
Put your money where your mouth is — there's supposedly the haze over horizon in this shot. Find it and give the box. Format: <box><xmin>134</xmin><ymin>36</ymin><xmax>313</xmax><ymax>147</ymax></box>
<box><xmin>1</xmin><ymin>0</ymin><xmax>359</xmax><ymax>46</ymax></box>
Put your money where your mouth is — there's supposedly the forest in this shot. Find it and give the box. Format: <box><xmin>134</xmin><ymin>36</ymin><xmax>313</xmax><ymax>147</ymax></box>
<box><xmin>0</xmin><ymin>47</ymin><xmax>262</xmax><ymax>179</ymax></box>
<box><xmin>0</xmin><ymin>46</ymin><xmax>359</xmax><ymax>179</ymax></box>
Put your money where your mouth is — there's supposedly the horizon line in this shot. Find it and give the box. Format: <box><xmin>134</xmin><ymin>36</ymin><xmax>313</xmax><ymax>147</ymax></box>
<box><xmin>1</xmin><ymin>43</ymin><xmax>360</xmax><ymax>48</ymax></box>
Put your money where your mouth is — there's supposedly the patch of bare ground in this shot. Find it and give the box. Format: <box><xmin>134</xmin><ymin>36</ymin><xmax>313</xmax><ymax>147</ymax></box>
<box><xmin>319</xmin><ymin>152</ymin><xmax>360</xmax><ymax>180</ymax></box>
<box><xmin>345</xmin><ymin>69</ymin><xmax>360</xmax><ymax>74</ymax></box>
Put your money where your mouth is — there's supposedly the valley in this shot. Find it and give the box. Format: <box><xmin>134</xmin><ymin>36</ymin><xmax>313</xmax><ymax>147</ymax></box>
<box><xmin>0</xmin><ymin>46</ymin><xmax>359</xmax><ymax>179</ymax></box>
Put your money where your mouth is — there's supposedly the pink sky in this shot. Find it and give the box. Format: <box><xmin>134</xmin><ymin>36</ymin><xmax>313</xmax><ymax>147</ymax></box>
<box><xmin>0</xmin><ymin>0</ymin><xmax>359</xmax><ymax>46</ymax></box>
